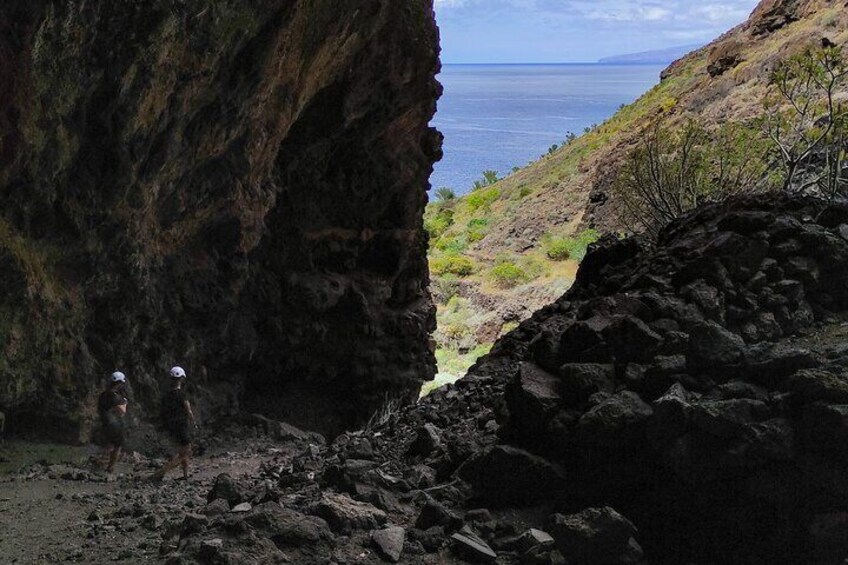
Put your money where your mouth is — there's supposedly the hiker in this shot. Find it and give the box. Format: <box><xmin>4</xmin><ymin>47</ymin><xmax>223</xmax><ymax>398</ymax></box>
<box><xmin>97</xmin><ymin>371</ymin><xmax>129</xmax><ymax>473</ymax></box>
<box><xmin>150</xmin><ymin>366</ymin><xmax>197</xmax><ymax>482</ymax></box>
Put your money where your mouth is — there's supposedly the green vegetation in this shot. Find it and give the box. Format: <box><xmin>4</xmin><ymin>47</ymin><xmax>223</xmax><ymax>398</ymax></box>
<box><xmin>614</xmin><ymin>45</ymin><xmax>848</xmax><ymax>237</ymax></box>
<box><xmin>763</xmin><ymin>44</ymin><xmax>847</xmax><ymax>197</ymax></box>
<box><xmin>424</xmin><ymin>206</ymin><xmax>454</xmax><ymax>239</ymax></box>
<box><xmin>489</xmin><ymin>261</ymin><xmax>528</xmax><ymax>289</ymax></box>
<box><xmin>466</xmin><ymin>218</ymin><xmax>489</xmax><ymax>242</ymax></box>
<box><xmin>472</xmin><ymin>170</ymin><xmax>500</xmax><ymax>190</ymax></box>
<box><xmin>613</xmin><ymin>119</ymin><xmax>772</xmax><ymax>237</ymax></box>
<box><xmin>542</xmin><ymin>229</ymin><xmax>600</xmax><ymax>262</ymax></box>
<box><xmin>431</xmin><ymin>254</ymin><xmax>476</xmax><ymax>276</ymax></box>
<box><xmin>434</xmin><ymin>187</ymin><xmax>457</xmax><ymax>202</ymax></box>
<box><xmin>466</xmin><ymin>186</ymin><xmax>500</xmax><ymax>212</ymax></box>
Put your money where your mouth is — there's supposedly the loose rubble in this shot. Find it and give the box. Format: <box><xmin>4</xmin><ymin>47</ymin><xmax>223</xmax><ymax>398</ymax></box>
<box><xmin>4</xmin><ymin>195</ymin><xmax>848</xmax><ymax>564</ymax></box>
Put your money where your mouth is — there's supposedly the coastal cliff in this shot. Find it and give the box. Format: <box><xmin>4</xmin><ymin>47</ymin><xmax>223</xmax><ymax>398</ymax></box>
<box><xmin>0</xmin><ymin>0</ymin><xmax>442</xmax><ymax>440</ymax></box>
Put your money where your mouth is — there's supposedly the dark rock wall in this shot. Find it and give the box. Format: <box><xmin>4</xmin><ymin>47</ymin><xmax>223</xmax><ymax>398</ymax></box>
<box><xmin>472</xmin><ymin>194</ymin><xmax>848</xmax><ymax>564</ymax></box>
<box><xmin>0</xmin><ymin>0</ymin><xmax>441</xmax><ymax>440</ymax></box>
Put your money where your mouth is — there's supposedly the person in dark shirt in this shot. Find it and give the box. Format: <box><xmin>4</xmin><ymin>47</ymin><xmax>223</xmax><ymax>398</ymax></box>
<box><xmin>97</xmin><ymin>371</ymin><xmax>129</xmax><ymax>473</ymax></box>
<box><xmin>150</xmin><ymin>366</ymin><xmax>197</xmax><ymax>482</ymax></box>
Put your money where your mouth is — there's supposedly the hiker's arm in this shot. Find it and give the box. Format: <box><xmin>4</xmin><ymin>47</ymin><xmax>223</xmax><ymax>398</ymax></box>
<box><xmin>184</xmin><ymin>400</ymin><xmax>197</xmax><ymax>428</ymax></box>
<box><xmin>112</xmin><ymin>397</ymin><xmax>128</xmax><ymax>416</ymax></box>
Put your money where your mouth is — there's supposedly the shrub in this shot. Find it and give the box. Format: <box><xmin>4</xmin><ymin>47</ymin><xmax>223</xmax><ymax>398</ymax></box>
<box><xmin>471</xmin><ymin>170</ymin><xmax>500</xmax><ymax>191</ymax></box>
<box><xmin>435</xmin><ymin>235</ymin><xmax>468</xmax><ymax>254</ymax></box>
<box><xmin>431</xmin><ymin>254</ymin><xmax>476</xmax><ymax>276</ymax></box>
<box><xmin>431</xmin><ymin>274</ymin><xmax>461</xmax><ymax>304</ymax></box>
<box><xmin>543</xmin><ymin>237</ymin><xmax>573</xmax><ymax>261</ymax></box>
<box><xmin>466</xmin><ymin>218</ymin><xmax>489</xmax><ymax>242</ymax></box>
<box><xmin>543</xmin><ymin>230</ymin><xmax>600</xmax><ymax>262</ymax></box>
<box><xmin>613</xmin><ymin>119</ymin><xmax>770</xmax><ymax>239</ymax></box>
<box><xmin>763</xmin><ymin>44</ymin><xmax>848</xmax><ymax>197</ymax></box>
<box><xmin>490</xmin><ymin>262</ymin><xmax>528</xmax><ymax>288</ymax></box>
<box><xmin>466</xmin><ymin>187</ymin><xmax>500</xmax><ymax>213</ymax></box>
<box><xmin>424</xmin><ymin>208</ymin><xmax>454</xmax><ymax>239</ymax></box>
<box><xmin>434</xmin><ymin>187</ymin><xmax>457</xmax><ymax>202</ymax></box>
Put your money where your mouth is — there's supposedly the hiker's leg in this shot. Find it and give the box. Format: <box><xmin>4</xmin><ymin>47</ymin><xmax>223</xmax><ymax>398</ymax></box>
<box><xmin>150</xmin><ymin>452</ymin><xmax>182</xmax><ymax>480</ymax></box>
<box><xmin>106</xmin><ymin>447</ymin><xmax>121</xmax><ymax>473</ymax></box>
<box><xmin>179</xmin><ymin>445</ymin><xmax>192</xmax><ymax>479</ymax></box>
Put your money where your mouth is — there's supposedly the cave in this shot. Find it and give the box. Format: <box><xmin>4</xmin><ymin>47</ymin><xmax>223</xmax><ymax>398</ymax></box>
<box><xmin>0</xmin><ymin>0</ymin><xmax>442</xmax><ymax>440</ymax></box>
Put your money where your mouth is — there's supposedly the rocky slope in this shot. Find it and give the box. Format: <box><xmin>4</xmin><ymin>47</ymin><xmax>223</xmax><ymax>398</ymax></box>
<box><xmin>137</xmin><ymin>193</ymin><xmax>848</xmax><ymax>565</ymax></box>
<box><xmin>0</xmin><ymin>0</ymin><xmax>441</xmax><ymax>440</ymax></box>
<box><xmin>423</xmin><ymin>0</ymin><xmax>848</xmax><ymax>364</ymax></box>
<box><xmin>473</xmin><ymin>0</ymin><xmax>848</xmax><ymax>246</ymax></box>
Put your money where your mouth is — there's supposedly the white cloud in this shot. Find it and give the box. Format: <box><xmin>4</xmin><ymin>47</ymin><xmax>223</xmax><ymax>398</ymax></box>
<box><xmin>436</xmin><ymin>0</ymin><xmax>761</xmax><ymax>62</ymax></box>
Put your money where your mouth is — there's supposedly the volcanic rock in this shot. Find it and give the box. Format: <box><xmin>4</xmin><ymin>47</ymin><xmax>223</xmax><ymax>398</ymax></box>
<box><xmin>310</xmin><ymin>492</ymin><xmax>387</xmax><ymax>535</ymax></box>
<box><xmin>0</xmin><ymin>0</ymin><xmax>442</xmax><ymax>440</ymax></box>
<box><xmin>547</xmin><ymin>507</ymin><xmax>642</xmax><ymax>565</ymax></box>
<box><xmin>458</xmin><ymin>445</ymin><xmax>566</xmax><ymax>508</ymax></box>
<box><xmin>371</xmin><ymin>526</ymin><xmax>406</xmax><ymax>563</ymax></box>
<box><xmin>451</xmin><ymin>526</ymin><xmax>498</xmax><ymax>563</ymax></box>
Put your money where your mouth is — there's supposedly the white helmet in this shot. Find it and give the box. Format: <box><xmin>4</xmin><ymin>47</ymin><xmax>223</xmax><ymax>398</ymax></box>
<box><xmin>169</xmin><ymin>366</ymin><xmax>187</xmax><ymax>379</ymax></box>
<box><xmin>110</xmin><ymin>371</ymin><xmax>127</xmax><ymax>383</ymax></box>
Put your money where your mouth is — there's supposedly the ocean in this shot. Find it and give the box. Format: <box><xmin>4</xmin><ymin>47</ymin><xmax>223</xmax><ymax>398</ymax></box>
<box><xmin>429</xmin><ymin>64</ymin><xmax>666</xmax><ymax>194</ymax></box>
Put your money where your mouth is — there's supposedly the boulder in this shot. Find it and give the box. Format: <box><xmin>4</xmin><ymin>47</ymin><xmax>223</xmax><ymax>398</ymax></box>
<box><xmin>648</xmin><ymin>383</ymin><xmax>696</xmax><ymax>447</ymax></box>
<box><xmin>547</xmin><ymin>507</ymin><xmax>642</xmax><ymax>565</ymax></box>
<box><xmin>408</xmin><ymin>424</ymin><xmax>443</xmax><ymax>457</ymax></box>
<box><xmin>559</xmin><ymin>317</ymin><xmax>612</xmax><ymax>363</ymax></box>
<box><xmin>576</xmin><ymin>391</ymin><xmax>654</xmax><ymax>446</ymax></box>
<box><xmin>559</xmin><ymin>364</ymin><xmax>616</xmax><ymax>405</ymax></box>
<box><xmin>789</xmin><ymin>369</ymin><xmax>848</xmax><ymax>404</ymax></box>
<box><xmin>690</xmin><ymin>399</ymin><xmax>769</xmax><ymax>439</ymax></box>
<box><xmin>451</xmin><ymin>526</ymin><xmax>498</xmax><ymax>563</ymax></box>
<box><xmin>458</xmin><ymin>445</ymin><xmax>566</xmax><ymax>508</ymax></box>
<box><xmin>517</xmin><ymin>528</ymin><xmax>555</xmax><ymax>553</ymax></box>
<box><xmin>207</xmin><ymin>473</ymin><xmax>246</xmax><ymax>507</ymax></box>
<box><xmin>245</xmin><ymin>502</ymin><xmax>332</xmax><ymax>546</ymax></box>
<box><xmin>203</xmin><ymin>499</ymin><xmax>231</xmax><ymax>517</ymax></box>
<box><xmin>687</xmin><ymin>321</ymin><xmax>746</xmax><ymax>370</ymax></box>
<box><xmin>371</xmin><ymin>526</ymin><xmax>406</xmax><ymax>563</ymax></box>
<box><xmin>180</xmin><ymin>514</ymin><xmax>209</xmax><ymax>537</ymax></box>
<box><xmin>415</xmin><ymin>499</ymin><xmax>463</xmax><ymax>532</ymax></box>
<box><xmin>309</xmin><ymin>492</ymin><xmax>387</xmax><ymax>535</ymax></box>
<box><xmin>506</xmin><ymin>363</ymin><xmax>562</xmax><ymax>436</ymax></box>
<box><xmin>602</xmin><ymin>315</ymin><xmax>663</xmax><ymax>362</ymax></box>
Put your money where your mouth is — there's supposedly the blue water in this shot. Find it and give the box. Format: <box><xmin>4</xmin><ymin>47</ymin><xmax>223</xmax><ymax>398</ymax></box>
<box><xmin>430</xmin><ymin>64</ymin><xmax>666</xmax><ymax>194</ymax></box>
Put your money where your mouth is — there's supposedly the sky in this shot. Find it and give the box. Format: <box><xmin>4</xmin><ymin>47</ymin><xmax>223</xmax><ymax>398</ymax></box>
<box><xmin>435</xmin><ymin>0</ymin><xmax>761</xmax><ymax>63</ymax></box>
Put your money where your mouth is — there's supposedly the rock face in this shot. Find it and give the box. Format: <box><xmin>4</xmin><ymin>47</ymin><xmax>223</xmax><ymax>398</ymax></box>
<box><xmin>0</xmin><ymin>0</ymin><xmax>441</xmax><ymax>439</ymax></box>
<box><xmin>475</xmin><ymin>194</ymin><xmax>848</xmax><ymax>564</ymax></box>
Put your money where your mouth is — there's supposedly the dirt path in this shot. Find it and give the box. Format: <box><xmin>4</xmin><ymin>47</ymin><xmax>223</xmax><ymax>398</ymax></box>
<box><xmin>0</xmin><ymin>439</ymin><xmax>297</xmax><ymax>564</ymax></box>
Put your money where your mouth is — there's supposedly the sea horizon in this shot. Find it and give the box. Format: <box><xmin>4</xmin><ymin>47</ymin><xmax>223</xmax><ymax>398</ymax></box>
<box><xmin>441</xmin><ymin>62</ymin><xmax>671</xmax><ymax>66</ymax></box>
<box><xmin>430</xmin><ymin>63</ymin><xmax>665</xmax><ymax>194</ymax></box>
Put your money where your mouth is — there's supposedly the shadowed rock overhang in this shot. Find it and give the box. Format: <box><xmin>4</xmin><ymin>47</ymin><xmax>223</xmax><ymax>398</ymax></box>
<box><xmin>0</xmin><ymin>0</ymin><xmax>443</xmax><ymax>440</ymax></box>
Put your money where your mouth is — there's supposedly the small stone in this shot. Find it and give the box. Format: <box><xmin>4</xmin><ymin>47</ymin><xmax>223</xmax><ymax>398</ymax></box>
<box><xmin>310</xmin><ymin>492</ymin><xmax>387</xmax><ymax>535</ymax></box>
<box><xmin>231</xmin><ymin>502</ymin><xmax>252</xmax><ymax>513</ymax></box>
<box><xmin>180</xmin><ymin>513</ymin><xmax>209</xmax><ymax>537</ymax></box>
<box><xmin>202</xmin><ymin>538</ymin><xmax>223</xmax><ymax>549</ymax></box>
<box><xmin>199</xmin><ymin>538</ymin><xmax>224</xmax><ymax>560</ymax></box>
<box><xmin>518</xmin><ymin>528</ymin><xmax>555</xmax><ymax>552</ymax></box>
<box><xmin>451</xmin><ymin>526</ymin><xmax>497</xmax><ymax>563</ymax></box>
<box><xmin>203</xmin><ymin>498</ymin><xmax>230</xmax><ymax>516</ymax></box>
<box><xmin>371</xmin><ymin>526</ymin><xmax>405</xmax><ymax>562</ymax></box>
<box><xmin>407</xmin><ymin>424</ymin><xmax>442</xmax><ymax>457</ymax></box>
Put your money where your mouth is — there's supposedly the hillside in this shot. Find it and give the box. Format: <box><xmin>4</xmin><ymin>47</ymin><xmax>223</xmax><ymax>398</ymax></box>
<box><xmin>598</xmin><ymin>44</ymin><xmax>702</xmax><ymax>65</ymax></box>
<box><xmin>0</xmin><ymin>0</ymin><xmax>441</xmax><ymax>440</ymax></box>
<box><xmin>425</xmin><ymin>0</ymin><xmax>848</xmax><ymax>385</ymax></box>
